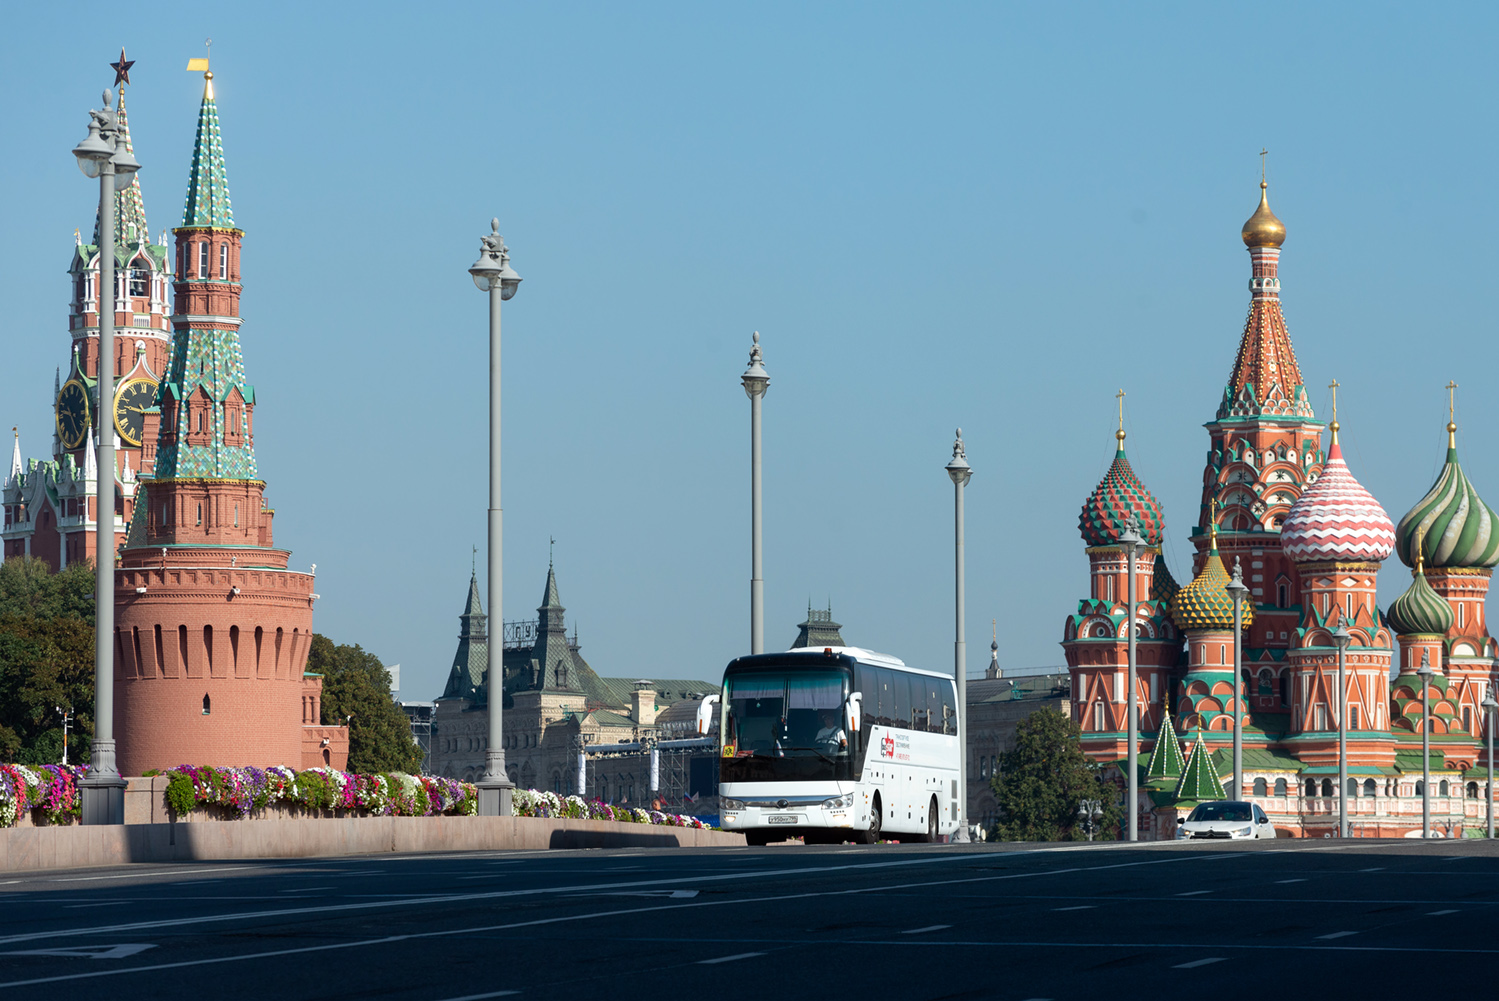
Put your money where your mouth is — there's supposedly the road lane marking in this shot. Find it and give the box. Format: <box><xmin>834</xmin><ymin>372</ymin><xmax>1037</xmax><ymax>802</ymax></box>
<box><xmin>433</xmin><ymin>992</ymin><xmax>520</xmax><ymax>1000</ymax></box>
<box><xmin>1177</xmin><ymin>890</ymin><xmax>1211</xmax><ymax>896</ymax></box>
<box><xmin>1429</xmin><ymin>909</ymin><xmax>1460</xmax><ymax>916</ymax></box>
<box><xmin>1052</xmin><ymin>906</ymin><xmax>1095</xmax><ymax>911</ymax></box>
<box><xmin>901</xmin><ymin>925</ymin><xmax>951</xmax><ymax>934</ymax></box>
<box><xmin>1275</xmin><ymin>879</ymin><xmax>1306</xmax><ymax>884</ymax></box>
<box><xmin>47</xmin><ymin>866</ymin><xmax>255</xmax><ymax>883</ymax></box>
<box><xmin>278</xmin><ymin>887</ymin><xmax>335</xmax><ymax>893</ymax></box>
<box><xmin>699</xmin><ymin>952</ymin><xmax>765</xmax><ymax>964</ymax></box>
<box><xmin>1172</xmin><ymin>957</ymin><xmax>1225</xmax><ymax>969</ymax></box>
<box><xmin>0</xmin><ymin>848</ymin><xmax>1231</xmax><ymax>949</ymax></box>
<box><xmin>1317</xmin><ymin>931</ymin><xmax>1357</xmax><ymax>940</ymax></box>
<box><xmin>1359</xmin><ymin>867</ymin><xmax>1384</xmax><ymax>872</ymax></box>
<box><xmin>0</xmin><ymin>944</ymin><xmax>156</xmax><ymax>960</ymax></box>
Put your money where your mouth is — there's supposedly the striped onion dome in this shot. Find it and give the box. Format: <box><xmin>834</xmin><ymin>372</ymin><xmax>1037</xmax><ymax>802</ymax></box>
<box><xmin>1280</xmin><ymin>441</ymin><xmax>1394</xmax><ymax>563</ymax></box>
<box><xmin>1394</xmin><ymin>428</ymin><xmax>1499</xmax><ymax>569</ymax></box>
<box><xmin>1385</xmin><ymin>569</ymin><xmax>1454</xmax><ymax>637</ymax></box>
<box><xmin>1171</xmin><ymin>543</ymin><xmax>1254</xmax><ymax>632</ymax></box>
<box><xmin>1079</xmin><ymin>436</ymin><xmax>1165</xmax><ymax>547</ymax></box>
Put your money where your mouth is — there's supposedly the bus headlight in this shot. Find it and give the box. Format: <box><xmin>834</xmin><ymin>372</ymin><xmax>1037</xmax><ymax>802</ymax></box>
<box><xmin>721</xmin><ymin>797</ymin><xmax>746</xmax><ymax>811</ymax></box>
<box><xmin>823</xmin><ymin>795</ymin><xmax>851</xmax><ymax>810</ymax></box>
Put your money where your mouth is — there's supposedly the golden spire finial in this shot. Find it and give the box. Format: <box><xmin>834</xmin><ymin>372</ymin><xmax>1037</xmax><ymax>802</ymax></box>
<box><xmin>1414</xmin><ymin>524</ymin><xmax>1426</xmax><ymax>577</ymax></box>
<box><xmin>1328</xmin><ymin>378</ymin><xmax>1340</xmax><ymax>444</ymax></box>
<box><xmin>1447</xmin><ymin>380</ymin><xmax>1458</xmax><ymax>448</ymax></box>
<box><xmin>186</xmin><ymin>38</ymin><xmax>213</xmax><ymax>96</ymax></box>
<box><xmin>1261</xmin><ymin>148</ymin><xmax>1268</xmax><ymax>186</ymax></box>
<box><xmin>1115</xmin><ymin>389</ymin><xmax>1126</xmax><ymax>445</ymax></box>
<box><xmin>1208</xmin><ymin>497</ymin><xmax>1219</xmax><ymax>549</ymax></box>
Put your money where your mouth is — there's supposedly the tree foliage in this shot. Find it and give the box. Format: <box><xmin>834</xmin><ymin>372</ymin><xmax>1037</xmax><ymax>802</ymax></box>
<box><xmin>0</xmin><ymin>557</ymin><xmax>98</xmax><ymax>763</ymax></box>
<box><xmin>308</xmin><ymin>634</ymin><xmax>422</xmax><ymax>774</ymax></box>
<box><xmin>990</xmin><ymin>706</ymin><xmax>1122</xmax><ymax>842</ymax></box>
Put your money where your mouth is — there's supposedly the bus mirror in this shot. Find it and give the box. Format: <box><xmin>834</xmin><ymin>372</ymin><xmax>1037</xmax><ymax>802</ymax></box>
<box><xmin>697</xmin><ymin>694</ymin><xmax>720</xmax><ymax>735</ymax></box>
<box><xmin>848</xmin><ymin>692</ymin><xmax>862</xmax><ymax>732</ymax></box>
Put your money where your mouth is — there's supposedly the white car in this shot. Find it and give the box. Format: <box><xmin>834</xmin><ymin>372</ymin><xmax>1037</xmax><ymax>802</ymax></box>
<box><xmin>1177</xmin><ymin>800</ymin><xmax>1276</xmax><ymax>840</ymax></box>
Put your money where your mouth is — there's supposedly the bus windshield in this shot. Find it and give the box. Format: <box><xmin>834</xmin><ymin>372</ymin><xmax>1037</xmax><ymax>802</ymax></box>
<box><xmin>721</xmin><ymin>668</ymin><xmax>854</xmax><ymax>783</ymax></box>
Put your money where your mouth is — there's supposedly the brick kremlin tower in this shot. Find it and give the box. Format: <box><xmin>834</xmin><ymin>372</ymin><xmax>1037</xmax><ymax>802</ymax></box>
<box><xmin>111</xmin><ymin>66</ymin><xmax>345</xmax><ymax>775</ymax></box>
<box><xmin>3</xmin><ymin>83</ymin><xmax>172</xmax><ymax>567</ymax></box>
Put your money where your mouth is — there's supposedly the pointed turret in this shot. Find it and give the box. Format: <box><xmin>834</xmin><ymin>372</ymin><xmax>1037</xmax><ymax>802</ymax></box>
<box><xmin>1144</xmin><ymin>711</ymin><xmax>1186</xmax><ymax>786</ymax></box>
<box><xmin>1175</xmin><ymin>731</ymin><xmax>1226</xmax><ymax>803</ymax></box>
<box><xmin>441</xmin><ymin>570</ymin><xmax>490</xmax><ymax>700</ymax></box>
<box><xmin>7</xmin><ymin>429</ymin><xmax>19</xmax><ymax>487</ymax></box>
<box><xmin>182</xmin><ymin>72</ymin><xmax>235</xmax><ymax>229</ymax></box>
<box><xmin>1220</xmin><ymin>178</ymin><xmax>1312</xmax><ymax>422</ymax></box>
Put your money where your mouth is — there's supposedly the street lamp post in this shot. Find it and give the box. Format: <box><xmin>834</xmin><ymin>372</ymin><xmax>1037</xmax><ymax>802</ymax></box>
<box><xmin>1077</xmin><ymin>799</ymin><xmax>1103</xmax><ymax>841</ymax></box>
<box><xmin>1483</xmin><ymin>693</ymin><xmax>1497</xmax><ymax>840</ymax></box>
<box><xmin>469</xmin><ymin>219</ymin><xmax>521</xmax><ymax>817</ymax></box>
<box><xmin>741</xmin><ymin>333</ymin><xmax>768</xmax><ymax>655</ymax></box>
<box><xmin>1118</xmin><ymin>519</ymin><xmax>1142</xmax><ymax>842</ymax></box>
<box><xmin>73</xmin><ymin>86</ymin><xmax>139</xmax><ymax>825</ymax></box>
<box><xmin>1332</xmin><ymin>624</ymin><xmax>1351</xmax><ymax>839</ymax></box>
<box><xmin>1227</xmin><ymin>559</ymin><xmax>1250</xmax><ymax>806</ymax></box>
<box><xmin>946</xmin><ymin>430</ymin><xmax>972</xmax><ymax>843</ymax></box>
<box><xmin>1417</xmin><ymin>656</ymin><xmax>1434</xmax><ymax>839</ymax></box>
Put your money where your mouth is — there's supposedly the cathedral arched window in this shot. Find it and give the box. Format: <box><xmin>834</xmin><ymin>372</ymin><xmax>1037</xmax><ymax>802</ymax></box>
<box><xmin>1305</xmin><ymin>778</ymin><xmax>1316</xmax><ymax>797</ymax></box>
<box><xmin>1440</xmin><ymin>780</ymin><xmax>1450</xmax><ymax>797</ymax></box>
<box><xmin>1365</xmin><ymin>779</ymin><xmax>1377</xmax><ymax>797</ymax></box>
<box><xmin>1321</xmin><ymin>779</ymin><xmax>1334</xmax><ymax>797</ymax></box>
<box><xmin>1274</xmin><ymin>778</ymin><xmax>1287</xmax><ymax>796</ymax></box>
<box><xmin>1252</xmin><ymin>778</ymin><xmax>1267</xmax><ymax>796</ymax></box>
<box><xmin>1468</xmin><ymin>782</ymin><xmax>1480</xmax><ymax>799</ymax></box>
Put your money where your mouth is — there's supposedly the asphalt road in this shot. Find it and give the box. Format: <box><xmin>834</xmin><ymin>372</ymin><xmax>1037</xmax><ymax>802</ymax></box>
<box><xmin>2</xmin><ymin>838</ymin><xmax>1498</xmax><ymax>1000</ymax></box>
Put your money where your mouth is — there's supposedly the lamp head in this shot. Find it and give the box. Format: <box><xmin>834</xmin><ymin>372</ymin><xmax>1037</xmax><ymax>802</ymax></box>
<box><xmin>1483</xmin><ymin>694</ymin><xmax>1498</xmax><ymax>711</ymax></box>
<box><xmin>1117</xmin><ymin>517</ymin><xmax>1142</xmax><ymax>552</ymax></box>
<box><xmin>1227</xmin><ymin>556</ymin><xmax>1250</xmax><ymax>598</ymax></box>
<box><xmin>741</xmin><ymin>330</ymin><xmax>769</xmax><ymax>399</ymax></box>
<box><xmin>469</xmin><ymin>218</ymin><xmax>513</xmax><ymax>292</ymax></box>
<box><xmin>1417</xmin><ymin>662</ymin><xmax>1435</xmax><ymax>681</ymax></box>
<box><xmin>945</xmin><ymin>428</ymin><xmax>973</xmax><ymax>486</ymax></box>
<box><xmin>72</xmin><ymin>117</ymin><xmax>111</xmax><ymax>178</ymax></box>
<box><xmin>1331</xmin><ymin>624</ymin><xmax>1351</xmax><ymax>651</ymax></box>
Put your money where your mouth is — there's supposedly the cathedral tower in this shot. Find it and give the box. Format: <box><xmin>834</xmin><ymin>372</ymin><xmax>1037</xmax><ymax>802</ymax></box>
<box><xmin>1063</xmin><ymin>421</ymin><xmax>1182</xmax><ymax>758</ymax></box>
<box><xmin>1195</xmin><ymin>177</ymin><xmax>1325</xmax><ymax>707</ymax></box>
<box><xmin>112</xmin><ymin>68</ymin><xmax>330</xmax><ymax>775</ymax></box>
<box><xmin>1278</xmin><ymin>414</ymin><xmax>1396</xmax><ymax>767</ymax></box>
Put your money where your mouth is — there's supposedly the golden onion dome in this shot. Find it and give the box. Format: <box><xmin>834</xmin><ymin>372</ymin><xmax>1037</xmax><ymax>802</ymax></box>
<box><xmin>1241</xmin><ymin>181</ymin><xmax>1286</xmax><ymax>249</ymax></box>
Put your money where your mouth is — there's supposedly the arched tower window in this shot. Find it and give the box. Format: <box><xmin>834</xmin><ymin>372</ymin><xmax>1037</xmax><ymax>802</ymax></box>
<box><xmin>202</xmin><ymin>693</ymin><xmax>211</xmax><ymax>715</ymax></box>
<box><xmin>128</xmin><ymin>259</ymin><xmax>149</xmax><ymax>297</ymax></box>
<box><xmin>198</xmin><ymin>242</ymin><xmax>209</xmax><ymax>278</ymax></box>
<box><xmin>219</xmin><ymin>244</ymin><xmax>229</xmax><ymax>279</ymax></box>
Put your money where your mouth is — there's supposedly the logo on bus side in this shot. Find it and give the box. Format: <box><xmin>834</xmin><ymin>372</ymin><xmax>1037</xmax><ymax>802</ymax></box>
<box><xmin>880</xmin><ymin>734</ymin><xmax>895</xmax><ymax>758</ymax></box>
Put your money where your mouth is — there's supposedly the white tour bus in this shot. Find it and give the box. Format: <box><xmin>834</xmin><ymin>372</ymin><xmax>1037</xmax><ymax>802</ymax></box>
<box><xmin>710</xmin><ymin>646</ymin><xmax>960</xmax><ymax>845</ymax></box>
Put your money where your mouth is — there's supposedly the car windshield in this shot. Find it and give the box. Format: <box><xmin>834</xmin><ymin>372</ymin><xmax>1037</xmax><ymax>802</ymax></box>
<box><xmin>720</xmin><ymin>668</ymin><xmax>853</xmax><ymax>783</ymax></box>
<box><xmin>1188</xmin><ymin>803</ymin><xmax>1251</xmax><ymax>823</ymax></box>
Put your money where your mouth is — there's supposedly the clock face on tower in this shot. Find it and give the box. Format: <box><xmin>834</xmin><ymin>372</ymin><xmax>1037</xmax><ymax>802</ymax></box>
<box><xmin>113</xmin><ymin>378</ymin><xmax>158</xmax><ymax>447</ymax></box>
<box><xmin>55</xmin><ymin>379</ymin><xmax>91</xmax><ymax>450</ymax></box>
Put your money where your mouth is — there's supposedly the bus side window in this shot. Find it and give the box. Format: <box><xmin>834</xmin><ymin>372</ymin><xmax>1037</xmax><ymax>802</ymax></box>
<box><xmin>911</xmin><ymin>680</ymin><xmax>928</xmax><ymax>732</ymax></box>
<box><xmin>875</xmin><ymin>667</ymin><xmax>893</xmax><ymax>727</ymax></box>
<box><xmin>892</xmin><ymin>674</ymin><xmax>912</xmax><ymax>730</ymax></box>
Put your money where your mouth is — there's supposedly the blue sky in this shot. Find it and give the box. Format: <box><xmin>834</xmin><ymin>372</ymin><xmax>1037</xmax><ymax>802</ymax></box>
<box><xmin>4</xmin><ymin>4</ymin><xmax>1499</xmax><ymax>699</ymax></box>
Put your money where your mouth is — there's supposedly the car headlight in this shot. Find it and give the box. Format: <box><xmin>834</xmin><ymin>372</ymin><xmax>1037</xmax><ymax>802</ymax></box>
<box><xmin>823</xmin><ymin>795</ymin><xmax>851</xmax><ymax>810</ymax></box>
<box><xmin>720</xmin><ymin>798</ymin><xmax>745</xmax><ymax>811</ymax></box>
<box><xmin>1237</xmin><ymin>826</ymin><xmax>1254</xmax><ymax>837</ymax></box>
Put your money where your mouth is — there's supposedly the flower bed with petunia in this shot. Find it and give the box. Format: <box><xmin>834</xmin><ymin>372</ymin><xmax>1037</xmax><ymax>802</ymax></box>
<box><xmin>512</xmin><ymin>788</ymin><xmax>711</xmax><ymax>829</ymax></box>
<box><xmin>154</xmin><ymin>765</ymin><xmax>478</xmax><ymax>820</ymax></box>
<box><xmin>0</xmin><ymin>764</ymin><xmax>86</xmax><ymax>828</ymax></box>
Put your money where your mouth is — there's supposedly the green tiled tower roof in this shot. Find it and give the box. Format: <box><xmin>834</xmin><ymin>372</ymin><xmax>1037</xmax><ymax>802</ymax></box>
<box><xmin>181</xmin><ymin>75</ymin><xmax>235</xmax><ymax>229</ymax></box>
<box><xmin>1175</xmin><ymin>731</ymin><xmax>1226</xmax><ymax>803</ymax></box>
<box><xmin>1144</xmin><ymin>712</ymin><xmax>1186</xmax><ymax>785</ymax></box>
<box><xmin>1386</xmin><ymin>567</ymin><xmax>1453</xmax><ymax>637</ymax></box>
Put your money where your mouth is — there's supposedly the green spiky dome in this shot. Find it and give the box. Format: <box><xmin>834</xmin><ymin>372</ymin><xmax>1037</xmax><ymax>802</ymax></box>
<box><xmin>1171</xmin><ymin>546</ymin><xmax>1254</xmax><ymax>633</ymax></box>
<box><xmin>1395</xmin><ymin>430</ymin><xmax>1499</xmax><ymax>569</ymax></box>
<box><xmin>1385</xmin><ymin>570</ymin><xmax>1453</xmax><ymax>637</ymax></box>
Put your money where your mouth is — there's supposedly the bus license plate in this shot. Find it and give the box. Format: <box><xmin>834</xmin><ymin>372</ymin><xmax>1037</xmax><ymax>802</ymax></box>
<box><xmin>766</xmin><ymin>815</ymin><xmax>802</xmax><ymax>825</ymax></box>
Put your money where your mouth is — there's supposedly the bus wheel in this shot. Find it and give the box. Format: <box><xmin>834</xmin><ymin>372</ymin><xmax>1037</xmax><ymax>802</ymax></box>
<box><xmin>859</xmin><ymin>795</ymin><xmax>883</xmax><ymax>844</ymax></box>
<box><xmin>745</xmin><ymin>831</ymin><xmax>770</xmax><ymax>847</ymax></box>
